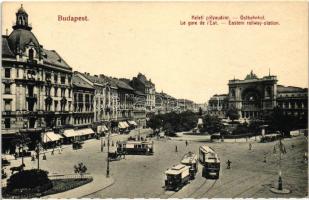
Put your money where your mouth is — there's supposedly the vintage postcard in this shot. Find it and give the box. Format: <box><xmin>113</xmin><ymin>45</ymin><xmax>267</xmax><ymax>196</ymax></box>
<box><xmin>1</xmin><ymin>1</ymin><xmax>308</xmax><ymax>199</ymax></box>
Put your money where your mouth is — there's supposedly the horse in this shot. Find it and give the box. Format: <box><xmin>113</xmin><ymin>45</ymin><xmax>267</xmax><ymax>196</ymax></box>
<box><xmin>10</xmin><ymin>163</ymin><xmax>25</xmax><ymax>174</ymax></box>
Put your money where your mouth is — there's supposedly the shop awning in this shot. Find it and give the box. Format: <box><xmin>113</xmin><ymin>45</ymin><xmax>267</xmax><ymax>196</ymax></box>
<box><xmin>63</xmin><ymin>129</ymin><xmax>79</xmax><ymax>138</ymax></box>
<box><xmin>42</xmin><ymin>132</ymin><xmax>62</xmax><ymax>143</ymax></box>
<box><xmin>118</xmin><ymin>122</ymin><xmax>127</xmax><ymax>129</ymax></box>
<box><xmin>76</xmin><ymin>128</ymin><xmax>95</xmax><ymax>136</ymax></box>
<box><xmin>122</xmin><ymin>122</ymin><xmax>130</xmax><ymax>128</ymax></box>
<box><xmin>128</xmin><ymin>121</ymin><xmax>138</xmax><ymax>126</ymax></box>
<box><xmin>102</xmin><ymin>125</ymin><xmax>108</xmax><ymax>131</ymax></box>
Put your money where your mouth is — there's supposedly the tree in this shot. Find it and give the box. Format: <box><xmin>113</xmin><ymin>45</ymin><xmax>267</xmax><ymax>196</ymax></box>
<box><xmin>11</xmin><ymin>133</ymin><xmax>31</xmax><ymax>165</ymax></box>
<box><xmin>74</xmin><ymin>162</ymin><xmax>87</xmax><ymax>179</ymax></box>
<box><xmin>226</xmin><ymin>106</ymin><xmax>240</xmax><ymax>122</ymax></box>
<box><xmin>200</xmin><ymin>114</ymin><xmax>224</xmax><ymax>134</ymax></box>
<box><xmin>268</xmin><ymin>107</ymin><xmax>297</xmax><ymax>137</ymax></box>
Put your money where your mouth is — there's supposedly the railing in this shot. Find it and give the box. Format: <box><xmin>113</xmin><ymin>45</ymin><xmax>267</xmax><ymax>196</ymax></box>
<box><xmin>48</xmin><ymin>174</ymin><xmax>92</xmax><ymax>180</ymax></box>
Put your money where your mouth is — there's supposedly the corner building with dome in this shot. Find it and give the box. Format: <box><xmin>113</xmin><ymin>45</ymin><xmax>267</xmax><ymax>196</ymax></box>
<box><xmin>2</xmin><ymin>6</ymin><xmax>74</xmax><ymax>153</ymax></box>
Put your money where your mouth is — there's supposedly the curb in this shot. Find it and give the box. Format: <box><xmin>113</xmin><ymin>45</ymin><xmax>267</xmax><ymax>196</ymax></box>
<box><xmin>80</xmin><ymin>177</ymin><xmax>115</xmax><ymax>198</ymax></box>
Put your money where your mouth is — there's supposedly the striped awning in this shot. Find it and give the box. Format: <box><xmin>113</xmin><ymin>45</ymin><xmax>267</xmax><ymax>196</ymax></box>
<box><xmin>76</xmin><ymin>128</ymin><xmax>95</xmax><ymax>136</ymax></box>
<box><xmin>102</xmin><ymin>125</ymin><xmax>108</xmax><ymax>131</ymax></box>
<box><xmin>42</xmin><ymin>132</ymin><xmax>62</xmax><ymax>143</ymax></box>
<box><xmin>118</xmin><ymin>122</ymin><xmax>127</xmax><ymax>129</ymax></box>
<box><xmin>63</xmin><ymin>129</ymin><xmax>79</xmax><ymax>138</ymax></box>
<box><xmin>128</xmin><ymin>121</ymin><xmax>138</xmax><ymax>126</ymax></box>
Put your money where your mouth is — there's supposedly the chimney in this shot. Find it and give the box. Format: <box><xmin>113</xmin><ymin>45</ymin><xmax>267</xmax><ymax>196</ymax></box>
<box><xmin>6</xmin><ymin>29</ymin><xmax>8</xmax><ymax>36</ymax></box>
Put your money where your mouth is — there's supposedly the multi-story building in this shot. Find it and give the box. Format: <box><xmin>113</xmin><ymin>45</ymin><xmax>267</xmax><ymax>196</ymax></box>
<box><xmin>2</xmin><ymin>6</ymin><xmax>73</xmax><ymax>153</ymax></box>
<box><xmin>131</xmin><ymin>73</ymin><xmax>156</xmax><ymax>114</ymax></box>
<box><xmin>177</xmin><ymin>99</ymin><xmax>195</xmax><ymax>113</ymax></box>
<box><xmin>155</xmin><ymin>91</ymin><xmax>178</xmax><ymax>114</ymax></box>
<box><xmin>208</xmin><ymin>94</ymin><xmax>228</xmax><ymax>118</ymax></box>
<box><xmin>206</xmin><ymin>70</ymin><xmax>308</xmax><ymax>120</ymax></box>
<box><xmin>228</xmin><ymin>71</ymin><xmax>278</xmax><ymax>118</ymax></box>
<box><xmin>276</xmin><ymin>85</ymin><xmax>308</xmax><ymax>118</ymax></box>
<box><xmin>72</xmin><ymin>72</ymin><xmax>95</xmax><ymax>128</ymax></box>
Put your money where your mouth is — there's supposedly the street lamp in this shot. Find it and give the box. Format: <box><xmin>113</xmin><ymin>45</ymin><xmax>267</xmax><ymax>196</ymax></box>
<box><xmin>106</xmin><ymin>121</ymin><xmax>111</xmax><ymax>178</ymax></box>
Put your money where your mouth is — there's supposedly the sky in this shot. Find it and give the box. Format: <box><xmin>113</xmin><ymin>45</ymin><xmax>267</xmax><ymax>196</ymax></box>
<box><xmin>2</xmin><ymin>2</ymin><xmax>308</xmax><ymax>103</ymax></box>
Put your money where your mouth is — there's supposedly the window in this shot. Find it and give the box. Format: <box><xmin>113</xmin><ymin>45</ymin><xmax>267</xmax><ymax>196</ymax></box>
<box><xmin>4</xmin><ymin>118</ymin><xmax>10</xmax><ymax>128</ymax></box>
<box><xmin>4</xmin><ymin>84</ymin><xmax>11</xmax><ymax>94</ymax></box>
<box><xmin>29</xmin><ymin>49</ymin><xmax>34</xmax><ymax>60</ymax></box>
<box><xmin>45</xmin><ymin>86</ymin><xmax>51</xmax><ymax>96</ymax></box>
<box><xmin>5</xmin><ymin>68</ymin><xmax>11</xmax><ymax>78</ymax></box>
<box><xmin>4</xmin><ymin>100</ymin><xmax>11</xmax><ymax>111</ymax></box>
<box><xmin>54</xmin><ymin>87</ymin><xmax>58</xmax><ymax>96</ymax></box>
<box><xmin>68</xmin><ymin>89</ymin><xmax>71</xmax><ymax>98</ymax></box>
<box><xmin>46</xmin><ymin>72</ymin><xmax>51</xmax><ymax>81</ymax></box>
<box><xmin>54</xmin><ymin>74</ymin><xmax>58</xmax><ymax>83</ymax></box>
<box><xmin>61</xmin><ymin>88</ymin><xmax>66</xmax><ymax>97</ymax></box>
<box><xmin>61</xmin><ymin>76</ymin><xmax>66</xmax><ymax>84</ymax></box>
<box><xmin>54</xmin><ymin>101</ymin><xmax>58</xmax><ymax>111</ymax></box>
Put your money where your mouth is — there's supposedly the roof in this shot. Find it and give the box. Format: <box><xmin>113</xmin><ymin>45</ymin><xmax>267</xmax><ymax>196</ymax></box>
<box><xmin>42</xmin><ymin>49</ymin><xmax>71</xmax><ymax>69</ymax></box>
<box><xmin>7</xmin><ymin>28</ymin><xmax>40</xmax><ymax>53</ymax></box>
<box><xmin>112</xmin><ymin>78</ymin><xmax>134</xmax><ymax>91</ymax></box>
<box><xmin>2</xmin><ymin>36</ymin><xmax>15</xmax><ymax>58</ymax></box>
<box><xmin>181</xmin><ymin>152</ymin><xmax>198</xmax><ymax>164</ymax></box>
<box><xmin>165</xmin><ymin>164</ymin><xmax>189</xmax><ymax>175</ymax></box>
<box><xmin>73</xmin><ymin>74</ymin><xmax>94</xmax><ymax>90</ymax></box>
<box><xmin>277</xmin><ymin>85</ymin><xmax>307</xmax><ymax>93</ymax></box>
<box><xmin>135</xmin><ymin>73</ymin><xmax>155</xmax><ymax>87</ymax></box>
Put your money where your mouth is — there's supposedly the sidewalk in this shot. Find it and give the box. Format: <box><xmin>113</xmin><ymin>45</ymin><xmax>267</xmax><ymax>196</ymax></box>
<box><xmin>43</xmin><ymin>175</ymin><xmax>114</xmax><ymax>198</ymax></box>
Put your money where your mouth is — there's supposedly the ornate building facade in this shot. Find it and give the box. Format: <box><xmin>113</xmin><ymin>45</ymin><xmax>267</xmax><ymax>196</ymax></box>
<box><xmin>228</xmin><ymin>71</ymin><xmax>278</xmax><ymax>119</ymax></box>
<box><xmin>208</xmin><ymin>94</ymin><xmax>228</xmax><ymax>118</ymax></box>
<box><xmin>2</xmin><ymin>6</ymin><xmax>73</xmax><ymax>152</ymax></box>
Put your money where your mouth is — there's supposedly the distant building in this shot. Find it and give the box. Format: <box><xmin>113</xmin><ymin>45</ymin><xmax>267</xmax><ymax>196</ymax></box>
<box><xmin>131</xmin><ymin>73</ymin><xmax>156</xmax><ymax>114</ymax></box>
<box><xmin>228</xmin><ymin>70</ymin><xmax>278</xmax><ymax>118</ymax></box>
<box><xmin>208</xmin><ymin>70</ymin><xmax>308</xmax><ymax>120</ymax></box>
<box><xmin>208</xmin><ymin>94</ymin><xmax>228</xmax><ymax>118</ymax></box>
<box><xmin>276</xmin><ymin>85</ymin><xmax>308</xmax><ymax>118</ymax></box>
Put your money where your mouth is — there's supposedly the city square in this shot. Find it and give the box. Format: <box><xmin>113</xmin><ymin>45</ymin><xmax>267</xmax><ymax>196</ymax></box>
<box><xmin>3</xmin><ymin>130</ymin><xmax>308</xmax><ymax>198</ymax></box>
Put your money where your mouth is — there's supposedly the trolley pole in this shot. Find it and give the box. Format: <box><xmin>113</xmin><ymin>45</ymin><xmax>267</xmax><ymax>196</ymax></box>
<box><xmin>101</xmin><ymin>136</ymin><xmax>103</xmax><ymax>152</ymax></box>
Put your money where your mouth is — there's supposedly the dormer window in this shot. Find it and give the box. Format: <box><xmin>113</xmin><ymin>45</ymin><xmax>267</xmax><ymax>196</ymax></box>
<box><xmin>29</xmin><ymin>48</ymin><xmax>34</xmax><ymax>60</ymax></box>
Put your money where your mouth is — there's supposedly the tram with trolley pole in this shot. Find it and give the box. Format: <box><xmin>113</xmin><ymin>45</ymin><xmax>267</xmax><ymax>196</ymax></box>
<box><xmin>117</xmin><ymin>140</ymin><xmax>154</xmax><ymax>155</ymax></box>
<box><xmin>199</xmin><ymin>145</ymin><xmax>220</xmax><ymax>179</ymax></box>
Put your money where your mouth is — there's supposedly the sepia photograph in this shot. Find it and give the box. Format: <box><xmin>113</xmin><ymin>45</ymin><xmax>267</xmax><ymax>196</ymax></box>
<box><xmin>1</xmin><ymin>1</ymin><xmax>308</xmax><ymax>199</ymax></box>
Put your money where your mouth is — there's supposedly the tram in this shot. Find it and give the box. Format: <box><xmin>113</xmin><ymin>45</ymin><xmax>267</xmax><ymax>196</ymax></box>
<box><xmin>199</xmin><ymin>145</ymin><xmax>220</xmax><ymax>179</ymax></box>
<box><xmin>165</xmin><ymin>164</ymin><xmax>190</xmax><ymax>191</ymax></box>
<box><xmin>181</xmin><ymin>151</ymin><xmax>198</xmax><ymax>179</ymax></box>
<box><xmin>117</xmin><ymin>140</ymin><xmax>154</xmax><ymax>155</ymax></box>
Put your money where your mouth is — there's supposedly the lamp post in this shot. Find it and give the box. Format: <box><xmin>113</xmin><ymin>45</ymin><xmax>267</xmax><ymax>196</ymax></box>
<box><xmin>106</xmin><ymin>120</ymin><xmax>111</xmax><ymax>178</ymax></box>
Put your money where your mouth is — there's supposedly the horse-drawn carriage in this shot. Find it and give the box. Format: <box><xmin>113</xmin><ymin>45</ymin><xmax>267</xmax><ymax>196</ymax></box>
<box><xmin>108</xmin><ymin>151</ymin><xmax>125</xmax><ymax>161</ymax></box>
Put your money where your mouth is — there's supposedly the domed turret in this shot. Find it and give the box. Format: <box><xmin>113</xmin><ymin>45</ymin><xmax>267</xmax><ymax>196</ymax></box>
<box><xmin>13</xmin><ymin>4</ymin><xmax>31</xmax><ymax>31</ymax></box>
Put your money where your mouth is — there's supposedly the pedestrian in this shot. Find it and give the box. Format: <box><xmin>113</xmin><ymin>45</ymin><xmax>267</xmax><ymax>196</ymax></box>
<box><xmin>273</xmin><ymin>146</ymin><xmax>276</xmax><ymax>154</ymax></box>
<box><xmin>51</xmin><ymin>149</ymin><xmax>54</xmax><ymax>155</ymax></box>
<box><xmin>185</xmin><ymin>140</ymin><xmax>188</xmax><ymax>147</ymax></box>
<box><xmin>103</xmin><ymin>140</ymin><xmax>106</xmax><ymax>147</ymax></box>
<box><xmin>263</xmin><ymin>153</ymin><xmax>267</xmax><ymax>163</ymax></box>
<box><xmin>226</xmin><ymin>160</ymin><xmax>231</xmax><ymax>169</ymax></box>
<box><xmin>175</xmin><ymin>145</ymin><xmax>178</xmax><ymax>152</ymax></box>
<box><xmin>249</xmin><ymin>143</ymin><xmax>252</xmax><ymax>150</ymax></box>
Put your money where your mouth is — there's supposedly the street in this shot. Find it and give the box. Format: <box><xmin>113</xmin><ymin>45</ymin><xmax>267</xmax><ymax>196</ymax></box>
<box><xmin>4</xmin><ymin>132</ymin><xmax>308</xmax><ymax>198</ymax></box>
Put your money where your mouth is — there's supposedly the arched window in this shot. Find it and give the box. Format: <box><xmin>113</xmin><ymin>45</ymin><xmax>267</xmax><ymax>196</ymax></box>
<box><xmin>29</xmin><ymin>49</ymin><xmax>34</xmax><ymax>60</ymax></box>
<box><xmin>231</xmin><ymin>89</ymin><xmax>236</xmax><ymax>98</ymax></box>
<box><xmin>266</xmin><ymin>87</ymin><xmax>272</xmax><ymax>97</ymax></box>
